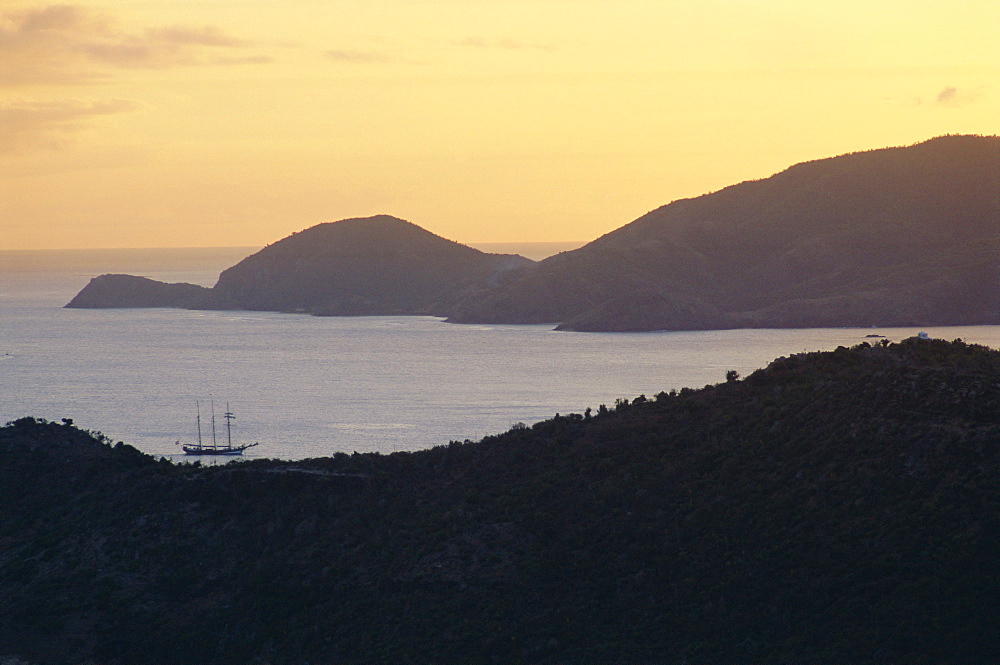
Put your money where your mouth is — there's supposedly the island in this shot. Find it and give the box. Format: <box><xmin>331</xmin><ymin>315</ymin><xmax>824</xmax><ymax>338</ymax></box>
<box><xmin>67</xmin><ymin>135</ymin><xmax>1000</xmax><ymax>331</ymax></box>
<box><xmin>66</xmin><ymin>215</ymin><xmax>534</xmax><ymax>315</ymax></box>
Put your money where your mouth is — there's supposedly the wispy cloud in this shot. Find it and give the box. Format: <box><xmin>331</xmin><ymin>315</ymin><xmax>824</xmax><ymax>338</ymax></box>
<box><xmin>936</xmin><ymin>85</ymin><xmax>959</xmax><ymax>104</ymax></box>
<box><xmin>0</xmin><ymin>98</ymin><xmax>141</xmax><ymax>154</ymax></box>
<box><xmin>456</xmin><ymin>37</ymin><xmax>555</xmax><ymax>52</ymax></box>
<box><xmin>934</xmin><ymin>85</ymin><xmax>980</xmax><ymax>108</ymax></box>
<box><xmin>0</xmin><ymin>5</ymin><xmax>271</xmax><ymax>155</ymax></box>
<box><xmin>146</xmin><ymin>25</ymin><xmax>249</xmax><ymax>48</ymax></box>
<box><xmin>0</xmin><ymin>4</ymin><xmax>268</xmax><ymax>86</ymax></box>
<box><xmin>325</xmin><ymin>49</ymin><xmax>391</xmax><ymax>64</ymax></box>
<box><xmin>319</xmin><ymin>34</ymin><xmax>555</xmax><ymax>68</ymax></box>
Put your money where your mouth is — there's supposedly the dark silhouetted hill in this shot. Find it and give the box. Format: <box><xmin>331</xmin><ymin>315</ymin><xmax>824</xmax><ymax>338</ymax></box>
<box><xmin>64</xmin><ymin>137</ymin><xmax>998</xmax><ymax>330</ymax></box>
<box><xmin>65</xmin><ymin>274</ymin><xmax>224</xmax><ymax>309</ymax></box>
<box><xmin>65</xmin><ymin>215</ymin><xmax>533</xmax><ymax>316</ymax></box>
<box><xmin>449</xmin><ymin>134</ymin><xmax>1000</xmax><ymax>330</ymax></box>
<box><xmin>2</xmin><ymin>338</ymin><xmax>998</xmax><ymax>664</ymax></box>
<box><xmin>212</xmin><ymin>215</ymin><xmax>532</xmax><ymax>315</ymax></box>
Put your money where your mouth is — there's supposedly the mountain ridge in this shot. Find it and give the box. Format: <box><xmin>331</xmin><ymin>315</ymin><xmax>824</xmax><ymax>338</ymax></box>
<box><xmin>447</xmin><ymin>134</ymin><xmax>999</xmax><ymax>330</ymax></box>
<box><xmin>211</xmin><ymin>215</ymin><xmax>534</xmax><ymax>315</ymax></box>
<box><xmin>67</xmin><ymin>215</ymin><xmax>534</xmax><ymax>315</ymax></box>
<box><xmin>66</xmin><ymin>135</ymin><xmax>999</xmax><ymax>330</ymax></box>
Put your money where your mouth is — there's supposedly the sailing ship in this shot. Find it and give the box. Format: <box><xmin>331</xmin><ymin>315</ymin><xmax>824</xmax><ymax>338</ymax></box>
<box><xmin>178</xmin><ymin>401</ymin><xmax>260</xmax><ymax>455</ymax></box>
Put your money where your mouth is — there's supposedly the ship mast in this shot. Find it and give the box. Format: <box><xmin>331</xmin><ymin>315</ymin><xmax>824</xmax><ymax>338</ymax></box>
<box><xmin>196</xmin><ymin>400</ymin><xmax>203</xmax><ymax>447</ymax></box>
<box><xmin>224</xmin><ymin>403</ymin><xmax>235</xmax><ymax>448</ymax></box>
<box><xmin>211</xmin><ymin>400</ymin><xmax>217</xmax><ymax>451</ymax></box>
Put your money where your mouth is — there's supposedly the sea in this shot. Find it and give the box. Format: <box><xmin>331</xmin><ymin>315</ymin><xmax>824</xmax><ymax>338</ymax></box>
<box><xmin>3</xmin><ymin>244</ymin><xmax>998</xmax><ymax>463</ymax></box>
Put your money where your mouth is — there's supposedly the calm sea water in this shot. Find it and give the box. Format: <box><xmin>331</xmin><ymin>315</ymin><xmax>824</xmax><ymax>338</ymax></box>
<box><xmin>3</xmin><ymin>246</ymin><xmax>998</xmax><ymax>462</ymax></box>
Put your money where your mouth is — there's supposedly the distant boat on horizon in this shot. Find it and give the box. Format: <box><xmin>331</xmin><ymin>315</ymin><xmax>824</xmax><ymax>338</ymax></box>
<box><xmin>177</xmin><ymin>401</ymin><xmax>259</xmax><ymax>455</ymax></box>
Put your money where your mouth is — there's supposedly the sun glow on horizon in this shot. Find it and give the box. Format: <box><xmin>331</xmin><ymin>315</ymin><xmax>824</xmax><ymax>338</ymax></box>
<box><xmin>2</xmin><ymin>0</ymin><xmax>997</xmax><ymax>249</ymax></box>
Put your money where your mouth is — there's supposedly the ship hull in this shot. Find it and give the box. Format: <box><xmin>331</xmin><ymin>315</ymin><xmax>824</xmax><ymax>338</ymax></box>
<box><xmin>182</xmin><ymin>444</ymin><xmax>256</xmax><ymax>455</ymax></box>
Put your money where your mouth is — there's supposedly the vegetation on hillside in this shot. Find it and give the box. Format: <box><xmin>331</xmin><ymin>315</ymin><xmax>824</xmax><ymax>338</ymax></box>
<box><xmin>2</xmin><ymin>338</ymin><xmax>998</xmax><ymax>664</ymax></box>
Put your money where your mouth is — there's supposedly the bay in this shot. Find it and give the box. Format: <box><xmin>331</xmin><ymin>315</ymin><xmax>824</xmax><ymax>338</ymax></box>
<box><xmin>3</xmin><ymin>246</ymin><xmax>998</xmax><ymax>462</ymax></box>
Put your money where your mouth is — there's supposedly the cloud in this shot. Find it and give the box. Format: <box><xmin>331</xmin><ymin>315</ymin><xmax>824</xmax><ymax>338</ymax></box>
<box><xmin>325</xmin><ymin>49</ymin><xmax>391</xmax><ymax>64</ymax></box>
<box><xmin>146</xmin><ymin>25</ymin><xmax>249</xmax><ymax>48</ymax></box>
<box><xmin>214</xmin><ymin>55</ymin><xmax>274</xmax><ymax>65</ymax></box>
<box><xmin>936</xmin><ymin>86</ymin><xmax>958</xmax><ymax>104</ymax></box>
<box><xmin>0</xmin><ymin>98</ymin><xmax>140</xmax><ymax>154</ymax></box>
<box><xmin>0</xmin><ymin>4</ymin><xmax>267</xmax><ymax>86</ymax></box>
<box><xmin>456</xmin><ymin>36</ymin><xmax>555</xmax><ymax>51</ymax></box>
<box><xmin>934</xmin><ymin>85</ymin><xmax>981</xmax><ymax>108</ymax></box>
<box><xmin>319</xmin><ymin>35</ymin><xmax>556</xmax><ymax>67</ymax></box>
<box><xmin>0</xmin><ymin>6</ymin><xmax>106</xmax><ymax>85</ymax></box>
<box><xmin>10</xmin><ymin>4</ymin><xmax>98</xmax><ymax>33</ymax></box>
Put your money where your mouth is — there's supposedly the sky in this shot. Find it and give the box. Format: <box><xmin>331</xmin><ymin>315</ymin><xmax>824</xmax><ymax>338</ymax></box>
<box><xmin>2</xmin><ymin>0</ymin><xmax>998</xmax><ymax>250</ymax></box>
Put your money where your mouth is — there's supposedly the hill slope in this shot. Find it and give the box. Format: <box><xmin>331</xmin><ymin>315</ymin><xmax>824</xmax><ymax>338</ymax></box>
<box><xmin>448</xmin><ymin>134</ymin><xmax>1000</xmax><ymax>330</ymax></box>
<box><xmin>66</xmin><ymin>215</ymin><xmax>533</xmax><ymax>315</ymax></box>
<box><xmin>65</xmin><ymin>274</ymin><xmax>221</xmax><ymax>309</ymax></box>
<box><xmin>212</xmin><ymin>215</ymin><xmax>532</xmax><ymax>315</ymax></box>
<box><xmin>66</xmin><ymin>137</ymin><xmax>998</xmax><ymax>329</ymax></box>
<box><xmin>2</xmin><ymin>338</ymin><xmax>998</xmax><ymax>665</ymax></box>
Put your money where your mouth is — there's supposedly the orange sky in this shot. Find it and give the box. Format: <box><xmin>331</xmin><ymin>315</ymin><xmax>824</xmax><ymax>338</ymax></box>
<box><xmin>2</xmin><ymin>1</ymin><xmax>997</xmax><ymax>249</ymax></box>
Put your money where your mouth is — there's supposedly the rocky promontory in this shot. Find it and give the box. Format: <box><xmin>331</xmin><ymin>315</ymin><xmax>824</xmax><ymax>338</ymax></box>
<box><xmin>65</xmin><ymin>274</ymin><xmax>223</xmax><ymax>309</ymax></box>
<box><xmin>66</xmin><ymin>215</ymin><xmax>533</xmax><ymax>316</ymax></box>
